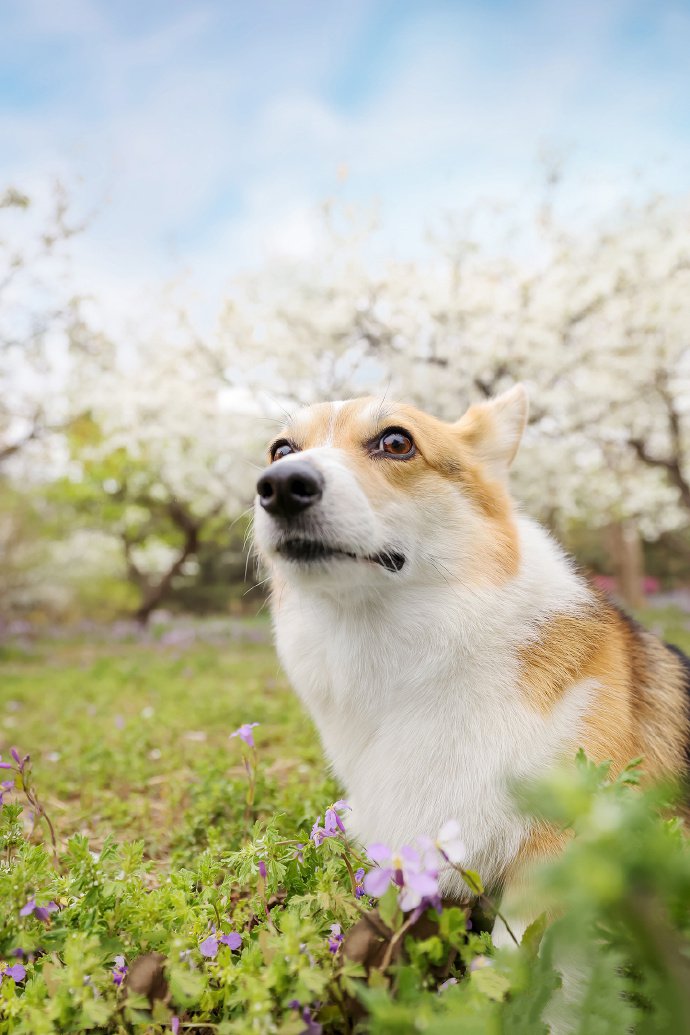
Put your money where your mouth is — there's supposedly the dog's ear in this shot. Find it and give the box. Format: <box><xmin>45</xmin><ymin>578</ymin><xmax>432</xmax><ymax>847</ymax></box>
<box><xmin>455</xmin><ymin>384</ymin><xmax>528</xmax><ymax>480</ymax></box>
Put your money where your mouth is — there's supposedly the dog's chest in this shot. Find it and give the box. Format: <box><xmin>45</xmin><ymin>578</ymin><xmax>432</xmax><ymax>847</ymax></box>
<box><xmin>273</xmin><ymin>589</ymin><xmax>585</xmax><ymax>889</ymax></box>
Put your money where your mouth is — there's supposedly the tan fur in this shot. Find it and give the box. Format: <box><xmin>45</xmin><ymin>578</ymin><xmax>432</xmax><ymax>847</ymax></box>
<box><xmin>270</xmin><ymin>397</ymin><xmax>520</xmax><ymax>583</ymax></box>
<box><xmin>501</xmin><ymin>822</ymin><xmax>571</xmax><ymax>890</ymax></box>
<box><xmin>518</xmin><ymin>593</ymin><xmax>689</xmax><ymax>781</ymax></box>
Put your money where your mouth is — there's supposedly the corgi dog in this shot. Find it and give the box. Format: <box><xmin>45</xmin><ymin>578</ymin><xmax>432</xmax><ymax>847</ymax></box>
<box><xmin>253</xmin><ymin>386</ymin><xmax>690</xmax><ymax>942</ymax></box>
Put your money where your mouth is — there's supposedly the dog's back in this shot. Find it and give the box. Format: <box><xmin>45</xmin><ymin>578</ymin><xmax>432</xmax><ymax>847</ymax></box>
<box><xmin>518</xmin><ymin>583</ymin><xmax>690</xmax><ymax>784</ymax></box>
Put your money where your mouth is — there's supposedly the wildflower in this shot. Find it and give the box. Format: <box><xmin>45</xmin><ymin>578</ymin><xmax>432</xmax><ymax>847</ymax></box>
<box><xmin>19</xmin><ymin>897</ymin><xmax>58</xmax><ymax>922</ymax></box>
<box><xmin>112</xmin><ymin>955</ymin><xmax>128</xmax><ymax>986</ymax></box>
<box><xmin>199</xmin><ymin>934</ymin><xmax>218</xmax><ymax>958</ymax></box>
<box><xmin>199</xmin><ymin>927</ymin><xmax>242</xmax><ymax>958</ymax></box>
<box><xmin>436</xmin><ymin>819</ymin><xmax>466</xmax><ymax>864</ymax></box>
<box><xmin>470</xmin><ymin>955</ymin><xmax>493</xmax><ymax>972</ymax></box>
<box><xmin>323</xmin><ymin>800</ymin><xmax>350</xmax><ymax>836</ymax></box>
<box><xmin>354</xmin><ymin>867</ymin><xmax>365</xmax><ymax>899</ymax></box>
<box><xmin>258</xmin><ymin>859</ymin><xmax>267</xmax><ymax>879</ymax></box>
<box><xmin>0</xmin><ymin>779</ymin><xmax>14</xmax><ymax>805</ymax></box>
<box><xmin>363</xmin><ymin>841</ymin><xmax>441</xmax><ymax>912</ymax></box>
<box><xmin>11</xmin><ymin>748</ymin><xmax>30</xmax><ymax>773</ymax></box>
<box><xmin>327</xmin><ymin>923</ymin><xmax>343</xmax><ymax>954</ymax></box>
<box><xmin>171</xmin><ymin>1018</ymin><xmax>180</xmax><ymax>1035</ymax></box>
<box><xmin>310</xmin><ymin>818</ymin><xmax>327</xmax><ymax>846</ymax></box>
<box><xmin>438</xmin><ymin>977</ymin><xmax>458</xmax><ymax>991</ymax></box>
<box><xmin>310</xmin><ymin>801</ymin><xmax>350</xmax><ymax>845</ymax></box>
<box><xmin>0</xmin><ymin>963</ymin><xmax>26</xmax><ymax>983</ymax></box>
<box><xmin>288</xmin><ymin>1000</ymin><xmax>322</xmax><ymax>1035</ymax></box>
<box><xmin>230</xmin><ymin>722</ymin><xmax>259</xmax><ymax>748</ymax></box>
<box><xmin>293</xmin><ymin>844</ymin><xmax>305</xmax><ymax>864</ymax></box>
<box><xmin>302</xmin><ymin>1006</ymin><xmax>323</xmax><ymax>1034</ymax></box>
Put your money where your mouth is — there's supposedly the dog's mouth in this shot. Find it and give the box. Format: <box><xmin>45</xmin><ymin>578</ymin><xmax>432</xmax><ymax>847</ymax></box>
<box><xmin>277</xmin><ymin>539</ymin><xmax>405</xmax><ymax>573</ymax></box>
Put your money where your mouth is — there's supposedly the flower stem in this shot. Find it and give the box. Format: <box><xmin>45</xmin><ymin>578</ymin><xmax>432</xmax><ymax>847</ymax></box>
<box><xmin>451</xmin><ymin>862</ymin><xmax>520</xmax><ymax>948</ymax></box>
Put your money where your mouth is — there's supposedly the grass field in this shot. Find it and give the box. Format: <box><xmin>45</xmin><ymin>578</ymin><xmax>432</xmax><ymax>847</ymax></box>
<box><xmin>0</xmin><ymin>618</ymin><xmax>337</xmax><ymax>861</ymax></box>
<box><xmin>1</xmin><ymin>606</ymin><xmax>690</xmax><ymax>1033</ymax></box>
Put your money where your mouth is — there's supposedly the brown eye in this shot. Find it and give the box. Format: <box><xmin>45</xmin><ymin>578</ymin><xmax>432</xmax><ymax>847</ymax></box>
<box><xmin>271</xmin><ymin>440</ymin><xmax>295</xmax><ymax>461</ymax></box>
<box><xmin>379</xmin><ymin>429</ymin><xmax>415</xmax><ymax>458</ymax></box>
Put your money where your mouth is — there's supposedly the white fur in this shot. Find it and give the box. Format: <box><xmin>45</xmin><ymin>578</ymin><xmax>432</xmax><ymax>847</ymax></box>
<box><xmin>254</xmin><ymin>398</ymin><xmax>596</xmax><ymax>898</ymax></box>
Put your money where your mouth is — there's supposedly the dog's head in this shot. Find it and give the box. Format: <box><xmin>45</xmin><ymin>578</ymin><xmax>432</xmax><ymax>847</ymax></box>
<box><xmin>253</xmin><ymin>386</ymin><xmax>528</xmax><ymax>595</ymax></box>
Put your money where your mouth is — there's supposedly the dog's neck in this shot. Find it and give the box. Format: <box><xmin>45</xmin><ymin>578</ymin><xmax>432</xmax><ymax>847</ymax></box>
<box><xmin>271</xmin><ymin>516</ymin><xmax>589</xmax><ymax>689</ymax></box>
<box><xmin>270</xmin><ymin>515</ymin><xmax>594</xmax><ymax>886</ymax></box>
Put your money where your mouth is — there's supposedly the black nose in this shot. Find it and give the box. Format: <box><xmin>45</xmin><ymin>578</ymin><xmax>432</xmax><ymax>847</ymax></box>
<box><xmin>257</xmin><ymin>461</ymin><xmax>324</xmax><ymax>519</ymax></box>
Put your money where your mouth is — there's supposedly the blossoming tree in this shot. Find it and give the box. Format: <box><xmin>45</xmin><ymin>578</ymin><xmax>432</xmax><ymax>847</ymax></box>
<box><xmin>215</xmin><ymin>193</ymin><xmax>690</xmax><ymax>602</ymax></box>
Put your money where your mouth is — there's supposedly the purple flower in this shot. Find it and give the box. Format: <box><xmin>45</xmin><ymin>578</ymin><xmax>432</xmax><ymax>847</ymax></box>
<box><xmin>324</xmin><ymin>800</ymin><xmax>350</xmax><ymax>836</ymax></box>
<box><xmin>310</xmin><ymin>818</ymin><xmax>327</xmax><ymax>846</ymax></box>
<box><xmin>171</xmin><ymin>1018</ymin><xmax>180</xmax><ymax>1035</ymax></box>
<box><xmin>230</xmin><ymin>722</ymin><xmax>259</xmax><ymax>748</ymax></box>
<box><xmin>293</xmin><ymin>844</ymin><xmax>305</xmax><ymax>864</ymax></box>
<box><xmin>1</xmin><ymin>963</ymin><xmax>26</xmax><ymax>983</ymax></box>
<box><xmin>300</xmin><ymin>1007</ymin><xmax>323</xmax><ymax>1035</ymax></box>
<box><xmin>363</xmin><ymin>840</ymin><xmax>441</xmax><ymax>912</ymax></box>
<box><xmin>258</xmin><ymin>859</ymin><xmax>267</xmax><ymax>879</ymax></box>
<box><xmin>310</xmin><ymin>801</ymin><xmax>350</xmax><ymax>846</ymax></box>
<box><xmin>19</xmin><ymin>898</ymin><xmax>58</xmax><ymax>922</ymax></box>
<box><xmin>112</xmin><ymin>954</ymin><xmax>128</xmax><ymax>986</ymax></box>
<box><xmin>288</xmin><ymin>1002</ymin><xmax>322</xmax><ymax>1035</ymax></box>
<box><xmin>10</xmin><ymin>748</ymin><xmax>29</xmax><ymax>773</ymax></box>
<box><xmin>0</xmin><ymin>756</ymin><xmax>14</xmax><ymax>770</ymax></box>
<box><xmin>354</xmin><ymin>866</ymin><xmax>366</xmax><ymax>899</ymax></box>
<box><xmin>327</xmin><ymin>923</ymin><xmax>343</xmax><ymax>954</ymax></box>
<box><xmin>0</xmin><ymin>779</ymin><xmax>14</xmax><ymax>806</ymax></box>
<box><xmin>199</xmin><ymin>934</ymin><xmax>219</xmax><ymax>958</ymax></box>
<box><xmin>200</xmin><ymin>927</ymin><xmax>242</xmax><ymax>958</ymax></box>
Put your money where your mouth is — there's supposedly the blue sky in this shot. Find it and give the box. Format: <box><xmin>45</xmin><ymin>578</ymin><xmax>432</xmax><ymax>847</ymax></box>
<box><xmin>1</xmin><ymin>0</ymin><xmax>689</xmax><ymax>323</ymax></box>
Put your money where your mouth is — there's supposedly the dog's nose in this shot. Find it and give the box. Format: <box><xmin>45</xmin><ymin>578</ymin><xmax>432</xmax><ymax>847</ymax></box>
<box><xmin>256</xmin><ymin>461</ymin><xmax>324</xmax><ymax>519</ymax></box>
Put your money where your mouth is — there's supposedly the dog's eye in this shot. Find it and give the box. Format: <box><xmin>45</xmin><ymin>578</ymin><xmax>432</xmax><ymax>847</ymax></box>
<box><xmin>378</xmin><ymin>430</ymin><xmax>415</xmax><ymax>458</ymax></box>
<box><xmin>271</xmin><ymin>440</ymin><xmax>295</xmax><ymax>461</ymax></box>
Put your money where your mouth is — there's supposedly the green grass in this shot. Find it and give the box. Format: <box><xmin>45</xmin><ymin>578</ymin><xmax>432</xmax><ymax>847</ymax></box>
<box><xmin>1</xmin><ymin>624</ymin><xmax>334</xmax><ymax>860</ymax></box>
<box><xmin>1</xmin><ymin>605</ymin><xmax>690</xmax><ymax>1033</ymax></box>
<box><xmin>635</xmin><ymin>605</ymin><xmax>690</xmax><ymax>655</ymax></box>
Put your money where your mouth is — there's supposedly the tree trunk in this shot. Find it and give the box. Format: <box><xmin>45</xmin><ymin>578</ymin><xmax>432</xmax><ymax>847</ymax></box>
<box><xmin>606</xmin><ymin>519</ymin><xmax>646</xmax><ymax>610</ymax></box>
<box><xmin>134</xmin><ymin>523</ymin><xmax>199</xmax><ymax>625</ymax></box>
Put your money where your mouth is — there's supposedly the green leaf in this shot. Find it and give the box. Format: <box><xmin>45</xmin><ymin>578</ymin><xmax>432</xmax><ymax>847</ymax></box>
<box><xmin>377</xmin><ymin>884</ymin><xmax>401</xmax><ymax>930</ymax></box>
<box><xmin>471</xmin><ymin>964</ymin><xmax>511</xmax><ymax>1001</ymax></box>
<box><xmin>462</xmin><ymin>869</ymin><xmax>484</xmax><ymax>895</ymax></box>
<box><xmin>521</xmin><ymin>912</ymin><xmax>548</xmax><ymax>959</ymax></box>
<box><xmin>167</xmin><ymin>963</ymin><xmax>204</xmax><ymax>1006</ymax></box>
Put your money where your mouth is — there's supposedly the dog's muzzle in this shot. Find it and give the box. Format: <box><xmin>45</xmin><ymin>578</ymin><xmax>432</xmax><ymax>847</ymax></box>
<box><xmin>256</xmin><ymin>461</ymin><xmax>324</xmax><ymax>520</ymax></box>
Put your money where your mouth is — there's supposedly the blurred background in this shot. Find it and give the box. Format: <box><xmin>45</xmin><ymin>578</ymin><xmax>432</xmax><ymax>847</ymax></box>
<box><xmin>1</xmin><ymin>0</ymin><xmax>690</xmax><ymax>631</ymax></box>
